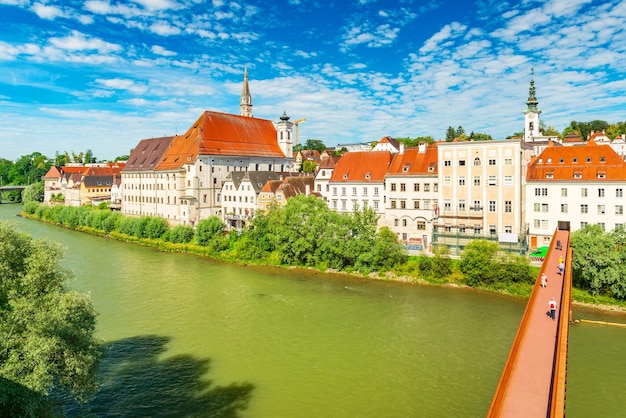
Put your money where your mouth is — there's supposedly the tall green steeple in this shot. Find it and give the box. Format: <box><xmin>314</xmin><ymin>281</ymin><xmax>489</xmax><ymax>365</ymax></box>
<box><xmin>525</xmin><ymin>68</ymin><xmax>541</xmax><ymax>114</ymax></box>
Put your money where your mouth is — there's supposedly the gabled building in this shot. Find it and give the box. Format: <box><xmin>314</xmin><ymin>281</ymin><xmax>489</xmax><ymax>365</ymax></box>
<box><xmin>372</xmin><ymin>136</ymin><xmax>401</xmax><ymax>153</ymax></box>
<box><xmin>314</xmin><ymin>155</ymin><xmax>341</xmax><ymax>198</ymax></box>
<box><xmin>383</xmin><ymin>143</ymin><xmax>438</xmax><ymax>252</ymax></box>
<box><xmin>256</xmin><ymin>175</ymin><xmax>315</xmax><ymax>213</ymax></box>
<box><xmin>325</xmin><ymin>151</ymin><xmax>393</xmax><ymax>221</ymax></box>
<box><xmin>221</xmin><ymin>171</ymin><xmax>284</xmax><ymax>229</ymax></box>
<box><xmin>43</xmin><ymin>163</ymin><xmax>124</xmax><ymax>206</ymax></box>
<box><xmin>525</xmin><ymin>140</ymin><xmax>626</xmax><ymax>248</ymax></box>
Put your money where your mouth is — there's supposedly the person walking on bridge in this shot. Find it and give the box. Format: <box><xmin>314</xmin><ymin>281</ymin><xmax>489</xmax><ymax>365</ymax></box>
<box><xmin>549</xmin><ymin>298</ymin><xmax>557</xmax><ymax>320</ymax></box>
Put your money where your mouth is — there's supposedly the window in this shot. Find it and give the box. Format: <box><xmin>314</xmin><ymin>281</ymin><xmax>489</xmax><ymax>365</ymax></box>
<box><xmin>363</xmin><ymin>187</ymin><xmax>368</xmax><ymax>196</ymax></box>
<box><xmin>391</xmin><ymin>201</ymin><xmax>396</xmax><ymax>209</ymax></box>
<box><xmin>341</xmin><ymin>187</ymin><xmax>346</xmax><ymax>196</ymax></box>
<box><xmin>489</xmin><ymin>201</ymin><xmax>496</xmax><ymax>212</ymax></box>
<box><xmin>542</xmin><ymin>220</ymin><xmax>549</xmax><ymax>229</ymax></box>
<box><xmin>598</xmin><ymin>205</ymin><xmax>606</xmax><ymax>214</ymax></box>
<box><xmin>534</xmin><ymin>203</ymin><xmax>540</xmax><ymax>212</ymax></box>
<box><xmin>333</xmin><ymin>187</ymin><xmax>337</xmax><ymax>196</ymax></box>
<box><xmin>617</xmin><ymin>189</ymin><xmax>624</xmax><ymax>198</ymax></box>
<box><xmin>402</xmin><ymin>219</ymin><xmax>407</xmax><ymax>227</ymax></box>
<box><xmin>374</xmin><ymin>187</ymin><xmax>379</xmax><ymax>196</ymax></box>
<box><xmin>417</xmin><ymin>221</ymin><xmax>426</xmax><ymax>230</ymax></box>
<box><xmin>444</xmin><ymin>176</ymin><xmax>451</xmax><ymax>186</ymax></box>
<box><xmin>414</xmin><ymin>201</ymin><xmax>420</xmax><ymax>209</ymax></box>
<box><xmin>424</xmin><ymin>184</ymin><xmax>430</xmax><ymax>192</ymax></box>
<box><xmin>413</xmin><ymin>184</ymin><xmax>419</xmax><ymax>192</ymax></box>
<box><xmin>394</xmin><ymin>219</ymin><xmax>399</xmax><ymax>227</ymax></box>
<box><xmin>459</xmin><ymin>176</ymin><xmax>466</xmax><ymax>186</ymax></box>
<box><xmin>400</xmin><ymin>200</ymin><xmax>406</xmax><ymax>209</ymax></box>
<box><xmin>534</xmin><ymin>219</ymin><xmax>541</xmax><ymax>228</ymax></box>
<box><xmin>488</xmin><ymin>176</ymin><xmax>497</xmax><ymax>186</ymax></box>
<box><xmin>489</xmin><ymin>159</ymin><xmax>497</xmax><ymax>166</ymax></box>
<box><xmin>459</xmin><ymin>160</ymin><xmax>466</xmax><ymax>166</ymax></box>
<box><xmin>474</xmin><ymin>157</ymin><xmax>481</xmax><ymax>166</ymax></box>
<box><xmin>391</xmin><ymin>183</ymin><xmax>396</xmax><ymax>191</ymax></box>
<box><xmin>535</xmin><ymin>187</ymin><xmax>548</xmax><ymax>196</ymax></box>
<box><xmin>505</xmin><ymin>226</ymin><xmax>512</xmax><ymax>233</ymax></box>
<box><xmin>598</xmin><ymin>188</ymin><xmax>605</xmax><ymax>197</ymax></box>
<box><xmin>542</xmin><ymin>203</ymin><xmax>549</xmax><ymax>212</ymax></box>
<box><xmin>400</xmin><ymin>183</ymin><xmax>406</xmax><ymax>192</ymax></box>
<box><xmin>473</xmin><ymin>200</ymin><xmax>481</xmax><ymax>211</ymax></box>
<box><xmin>374</xmin><ymin>201</ymin><xmax>379</xmax><ymax>209</ymax></box>
<box><xmin>474</xmin><ymin>176</ymin><xmax>481</xmax><ymax>186</ymax></box>
<box><xmin>504</xmin><ymin>176</ymin><xmax>513</xmax><ymax>186</ymax></box>
<box><xmin>581</xmin><ymin>188</ymin><xmax>588</xmax><ymax>197</ymax></box>
<box><xmin>581</xmin><ymin>204</ymin><xmax>588</xmax><ymax>214</ymax></box>
<box><xmin>561</xmin><ymin>204</ymin><xmax>568</xmax><ymax>213</ymax></box>
<box><xmin>561</xmin><ymin>188</ymin><xmax>568</xmax><ymax>197</ymax></box>
<box><xmin>444</xmin><ymin>200</ymin><xmax>452</xmax><ymax>211</ymax></box>
<box><xmin>489</xmin><ymin>224</ymin><xmax>496</xmax><ymax>234</ymax></box>
<box><xmin>424</xmin><ymin>200</ymin><xmax>431</xmax><ymax>210</ymax></box>
<box><xmin>434</xmin><ymin>183</ymin><xmax>438</xmax><ymax>192</ymax></box>
<box><xmin>580</xmin><ymin>221</ymin><xmax>587</xmax><ymax>229</ymax></box>
<box><xmin>444</xmin><ymin>160</ymin><xmax>451</xmax><ymax>166</ymax></box>
<box><xmin>341</xmin><ymin>200</ymin><xmax>347</xmax><ymax>210</ymax></box>
<box><xmin>616</xmin><ymin>205</ymin><xmax>624</xmax><ymax>215</ymax></box>
<box><xmin>599</xmin><ymin>223</ymin><xmax>606</xmax><ymax>231</ymax></box>
<box><xmin>504</xmin><ymin>158</ymin><xmax>513</xmax><ymax>166</ymax></box>
<box><xmin>352</xmin><ymin>187</ymin><xmax>357</xmax><ymax>196</ymax></box>
<box><xmin>505</xmin><ymin>201</ymin><xmax>512</xmax><ymax>213</ymax></box>
<box><xmin>459</xmin><ymin>200</ymin><xmax>466</xmax><ymax>211</ymax></box>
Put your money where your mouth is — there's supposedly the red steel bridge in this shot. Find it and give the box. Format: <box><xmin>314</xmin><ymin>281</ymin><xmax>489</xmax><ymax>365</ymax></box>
<box><xmin>487</xmin><ymin>224</ymin><xmax>572</xmax><ymax>418</ymax></box>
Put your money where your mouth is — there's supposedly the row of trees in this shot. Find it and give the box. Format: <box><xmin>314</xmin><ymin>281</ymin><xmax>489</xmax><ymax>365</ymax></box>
<box><xmin>445</xmin><ymin>126</ymin><xmax>493</xmax><ymax>142</ymax></box>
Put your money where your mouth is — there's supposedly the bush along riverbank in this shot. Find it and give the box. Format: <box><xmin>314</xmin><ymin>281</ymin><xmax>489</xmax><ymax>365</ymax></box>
<box><xmin>21</xmin><ymin>198</ymin><xmax>626</xmax><ymax>312</ymax></box>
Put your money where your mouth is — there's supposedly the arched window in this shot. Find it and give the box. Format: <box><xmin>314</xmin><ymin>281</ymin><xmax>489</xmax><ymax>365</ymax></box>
<box><xmin>473</xmin><ymin>157</ymin><xmax>481</xmax><ymax>166</ymax></box>
<box><xmin>529</xmin><ymin>122</ymin><xmax>534</xmax><ymax>131</ymax></box>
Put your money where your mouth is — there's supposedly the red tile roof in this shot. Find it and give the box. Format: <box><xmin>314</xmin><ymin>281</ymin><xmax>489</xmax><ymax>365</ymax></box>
<box><xmin>387</xmin><ymin>144</ymin><xmax>438</xmax><ymax>175</ymax></box>
<box><xmin>527</xmin><ymin>140</ymin><xmax>626</xmax><ymax>181</ymax></box>
<box><xmin>330</xmin><ymin>151</ymin><xmax>393</xmax><ymax>182</ymax></box>
<box><xmin>158</xmin><ymin>111</ymin><xmax>285</xmax><ymax>170</ymax></box>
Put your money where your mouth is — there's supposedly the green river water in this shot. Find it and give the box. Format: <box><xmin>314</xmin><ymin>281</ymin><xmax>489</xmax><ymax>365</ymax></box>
<box><xmin>1</xmin><ymin>204</ymin><xmax>625</xmax><ymax>417</ymax></box>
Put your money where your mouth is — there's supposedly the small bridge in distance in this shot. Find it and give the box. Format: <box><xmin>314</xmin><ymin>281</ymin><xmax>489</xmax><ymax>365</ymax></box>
<box><xmin>0</xmin><ymin>185</ymin><xmax>27</xmax><ymax>203</ymax></box>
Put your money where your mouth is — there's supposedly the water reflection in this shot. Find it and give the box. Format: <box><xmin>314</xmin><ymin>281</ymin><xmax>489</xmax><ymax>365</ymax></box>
<box><xmin>58</xmin><ymin>336</ymin><xmax>255</xmax><ymax>417</ymax></box>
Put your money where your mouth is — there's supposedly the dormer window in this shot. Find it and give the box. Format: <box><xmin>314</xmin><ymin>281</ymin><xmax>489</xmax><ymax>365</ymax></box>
<box><xmin>402</xmin><ymin>165</ymin><xmax>410</xmax><ymax>173</ymax></box>
<box><xmin>538</xmin><ymin>158</ymin><xmax>543</xmax><ymax>163</ymax></box>
<box><xmin>559</xmin><ymin>158</ymin><xmax>564</xmax><ymax>163</ymax></box>
<box><xmin>428</xmin><ymin>163</ymin><xmax>436</xmax><ymax>172</ymax></box>
<box><xmin>572</xmin><ymin>158</ymin><xmax>578</xmax><ymax>163</ymax></box>
<box><xmin>597</xmin><ymin>172</ymin><xmax>606</xmax><ymax>179</ymax></box>
<box><xmin>574</xmin><ymin>172</ymin><xmax>582</xmax><ymax>179</ymax></box>
<box><xmin>343</xmin><ymin>174</ymin><xmax>348</xmax><ymax>179</ymax></box>
<box><xmin>586</xmin><ymin>157</ymin><xmax>592</xmax><ymax>163</ymax></box>
<box><xmin>600</xmin><ymin>156</ymin><xmax>606</xmax><ymax>162</ymax></box>
<box><xmin>365</xmin><ymin>172</ymin><xmax>371</xmax><ymax>179</ymax></box>
<box><xmin>546</xmin><ymin>172</ymin><xmax>554</xmax><ymax>179</ymax></box>
<box><xmin>547</xmin><ymin>158</ymin><xmax>552</xmax><ymax>163</ymax></box>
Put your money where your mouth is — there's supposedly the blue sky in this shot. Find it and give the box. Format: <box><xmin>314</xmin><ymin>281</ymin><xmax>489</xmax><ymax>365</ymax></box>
<box><xmin>0</xmin><ymin>0</ymin><xmax>625</xmax><ymax>161</ymax></box>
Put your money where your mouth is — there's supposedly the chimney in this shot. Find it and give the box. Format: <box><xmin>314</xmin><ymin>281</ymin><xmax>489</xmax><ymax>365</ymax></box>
<box><xmin>399</xmin><ymin>143</ymin><xmax>405</xmax><ymax>155</ymax></box>
<box><xmin>418</xmin><ymin>142</ymin><xmax>426</xmax><ymax>153</ymax></box>
<box><xmin>305</xmin><ymin>184</ymin><xmax>310</xmax><ymax>196</ymax></box>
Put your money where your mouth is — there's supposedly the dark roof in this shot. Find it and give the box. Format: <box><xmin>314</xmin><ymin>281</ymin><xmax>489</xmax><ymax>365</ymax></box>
<box><xmin>123</xmin><ymin>136</ymin><xmax>174</xmax><ymax>172</ymax></box>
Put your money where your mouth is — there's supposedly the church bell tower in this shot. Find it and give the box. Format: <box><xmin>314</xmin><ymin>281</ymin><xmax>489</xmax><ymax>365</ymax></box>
<box><xmin>240</xmin><ymin>67</ymin><xmax>253</xmax><ymax>117</ymax></box>
<box><xmin>523</xmin><ymin>68</ymin><xmax>541</xmax><ymax>142</ymax></box>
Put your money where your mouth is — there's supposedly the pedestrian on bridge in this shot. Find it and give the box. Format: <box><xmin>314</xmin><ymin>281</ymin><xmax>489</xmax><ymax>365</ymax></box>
<box><xmin>549</xmin><ymin>298</ymin><xmax>557</xmax><ymax>320</ymax></box>
<box><xmin>557</xmin><ymin>261</ymin><xmax>564</xmax><ymax>275</ymax></box>
<box><xmin>540</xmin><ymin>273</ymin><xmax>547</xmax><ymax>288</ymax></box>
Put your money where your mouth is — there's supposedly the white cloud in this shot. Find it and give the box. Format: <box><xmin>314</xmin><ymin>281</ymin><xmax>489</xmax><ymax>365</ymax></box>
<box><xmin>132</xmin><ymin>0</ymin><xmax>176</xmax><ymax>11</ymax></box>
<box><xmin>151</xmin><ymin>45</ymin><xmax>177</xmax><ymax>56</ymax></box>
<box><xmin>149</xmin><ymin>21</ymin><xmax>181</xmax><ymax>36</ymax></box>
<box><xmin>49</xmin><ymin>30</ymin><xmax>122</xmax><ymax>53</ymax></box>
<box><xmin>31</xmin><ymin>3</ymin><xmax>64</xmax><ymax>20</ymax></box>
<box><xmin>419</xmin><ymin>22</ymin><xmax>467</xmax><ymax>54</ymax></box>
<box><xmin>95</xmin><ymin>78</ymin><xmax>147</xmax><ymax>94</ymax></box>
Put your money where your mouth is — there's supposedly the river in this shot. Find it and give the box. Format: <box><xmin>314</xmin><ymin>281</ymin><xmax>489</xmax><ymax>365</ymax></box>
<box><xmin>1</xmin><ymin>204</ymin><xmax>625</xmax><ymax>417</ymax></box>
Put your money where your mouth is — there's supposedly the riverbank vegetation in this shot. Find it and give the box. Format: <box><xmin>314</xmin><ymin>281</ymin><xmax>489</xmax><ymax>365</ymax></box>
<box><xmin>0</xmin><ymin>221</ymin><xmax>101</xmax><ymax>417</ymax></box>
<box><xmin>20</xmin><ymin>199</ymin><xmax>626</xmax><ymax>310</ymax></box>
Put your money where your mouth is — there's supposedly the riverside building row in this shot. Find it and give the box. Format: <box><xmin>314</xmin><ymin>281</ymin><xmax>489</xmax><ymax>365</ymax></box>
<box><xmin>43</xmin><ymin>70</ymin><xmax>626</xmax><ymax>255</ymax></box>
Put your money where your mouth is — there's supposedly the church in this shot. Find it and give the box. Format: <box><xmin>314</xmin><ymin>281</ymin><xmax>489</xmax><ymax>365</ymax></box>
<box><xmin>121</xmin><ymin>69</ymin><xmax>296</xmax><ymax>226</ymax></box>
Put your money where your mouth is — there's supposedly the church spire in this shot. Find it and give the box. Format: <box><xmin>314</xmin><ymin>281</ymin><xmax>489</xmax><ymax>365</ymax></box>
<box><xmin>525</xmin><ymin>67</ymin><xmax>540</xmax><ymax>113</ymax></box>
<box><xmin>240</xmin><ymin>67</ymin><xmax>253</xmax><ymax>117</ymax></box>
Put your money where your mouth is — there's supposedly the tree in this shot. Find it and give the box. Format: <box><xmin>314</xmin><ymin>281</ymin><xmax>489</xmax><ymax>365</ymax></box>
<box><xmin>195</xmin><ymin>216</ymin><xmax>225</xmax><ymax>247</ymax></box>
<box><xmin>0</xmin><ymin>222</ymin><xmax>101</xmax><ymax>416</ymax></box>
<box><xmin>301</xmin><ymin>160</ymin><xmax>317</xmax><ymax>173</ymax></box>
<box><xmin>468</xmin><ymin>132</ymin><xmax>493</xmax><ymax>141</ymax></box>
<box><xmin>303</xmin><ymin>139</ymin><xmax>326</xmax><ymax>153</ymax></box>
<box><xmin>459</xmin><ymin>239</ymin><xmax>499</xmax><ymax>286</ymax></box>
<box><xmin>445</xmin><ymin>126</ymin><xmax>456</xmax><ymax>141</ymax></box>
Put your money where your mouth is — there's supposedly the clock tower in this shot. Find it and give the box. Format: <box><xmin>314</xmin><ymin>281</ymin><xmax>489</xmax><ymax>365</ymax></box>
<box><xmin>523</xmin><ymin>68</ymin><xmax>541</xmax><ymax>143</ymax></box>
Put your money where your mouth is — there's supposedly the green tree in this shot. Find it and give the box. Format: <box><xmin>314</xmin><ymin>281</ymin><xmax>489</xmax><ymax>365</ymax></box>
<box><xmin>301</xmin><ymin>160</ymin><xmax>317</xmax><ymax>173</ymax></box>
<box><xmin>0</xmin><ymin>222</ymin><xmax>101</xmax><ymax>416</ymax></box>
<box><xmin>445</xmin><ymin>126</ymin><xmax>456</xmax><ymax>141</ymax></box>
<box><xmin>571</xmin><ymin>224</ymin><xmax>622</xmax><ymax>297</ymax></box>
<box><xmin>459</xmin><ymin>239</ymin><xmax>499</xmax><ymax>286</ymax></box>
<box><xmin>169</xmin><ymin>225</ymin><xmax>195</xmax><ymax>244</ymax></box>
<box><xmin>195</xmin><ymin>217</ymin><xmax>225</xmax><ymax>247</ymax></box>
<box><xmin>431</xmin><ymin>245</ymin><xmax>452</xmax><ymax>278</ymax></box>
<box><xmin>302</xmin><ymin>139</ymin><xmax>326</xmax><ymax>153</ymax></box>
<box><xmin>468</xmin><ymin>132</ymin><xmax>493</xmax><ymax>141</ymax></box>
<box><xmin>22</xmin><ymin>181</ymin><xmax>44</xmax><ymax>203</ymax></box>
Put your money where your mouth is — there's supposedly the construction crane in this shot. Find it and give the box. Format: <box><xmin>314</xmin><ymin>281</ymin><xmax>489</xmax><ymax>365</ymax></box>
<box><xmin>294</xmin><ymin>118</ymin><xmax>306</xmax><ymax>146</ymax></box>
